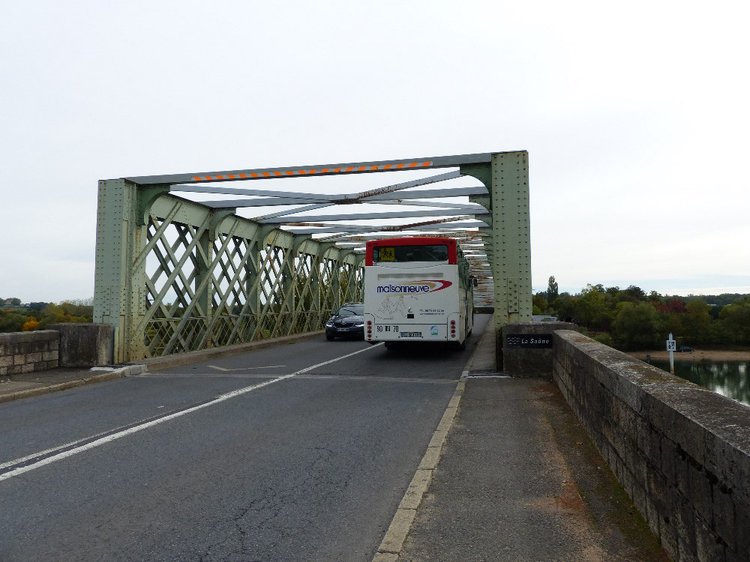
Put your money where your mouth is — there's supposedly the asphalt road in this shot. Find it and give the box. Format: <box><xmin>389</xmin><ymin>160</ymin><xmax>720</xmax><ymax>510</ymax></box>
<box><xmin>0</xmin><ymin>316</ymin><xmax>488</xmax><ymax>561</ymax></box>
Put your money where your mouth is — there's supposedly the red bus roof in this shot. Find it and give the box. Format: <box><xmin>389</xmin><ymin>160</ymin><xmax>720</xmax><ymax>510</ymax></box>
<box><xmin>365</xmin><ymin>237</ymin><xmax>457</xmax><ymax>265</ymax></box>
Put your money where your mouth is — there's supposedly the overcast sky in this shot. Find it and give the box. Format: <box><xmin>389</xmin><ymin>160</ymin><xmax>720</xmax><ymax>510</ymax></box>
<box><xmin>1</xmin><ymin>0</ymin><xmax>748</xmax><ymax>303</ymax></box>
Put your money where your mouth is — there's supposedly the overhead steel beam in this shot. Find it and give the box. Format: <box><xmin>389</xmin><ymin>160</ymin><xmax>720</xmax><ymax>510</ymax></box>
<box><xmin>201</xmin><ymin>197</ymin><xmax>319</xmax><ymax>208</ymax></box>
<box><xmin>197</xmin><ymin>185</ymin><xmax>489</xmax><ymax>209</ymax></box>
<box><xmin>352</xmin><ymin>170</ymin><xmax>461</xmax><ymax>201</ymax></box>
<box><xmin>365</xmin><ymin>185</ymin><xmax>487</xmax><ymax>201</ymax></box>
<box><xmin>170</xmin><ymin>184</ymin><xmax>342</xmax><ymax>200</ymax></box>
<box><xmin>125</xmin><ymin>153</ymin><xmax>493</xmax><ymax>186</ymax></box>
<box><xmin>259</xmin><ymin>207</ymin><xmax>489</xmax><ymax>224</ymax></box>
<box><xmin>282</xmin><ymin>218</ymin><xmax>489</xmax><ymax>235</ymax></box>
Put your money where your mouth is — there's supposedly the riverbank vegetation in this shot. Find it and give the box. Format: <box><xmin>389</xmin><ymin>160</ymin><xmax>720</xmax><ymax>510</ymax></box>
<box><xmin>535</xmin><ymin>278</ymin><xmax>750</xmax><ymax>351</ymax></box>
<box><xmin>0</xmin><ymin>298</ymin><xmax>93</xmax><ymax>332</ymax></box>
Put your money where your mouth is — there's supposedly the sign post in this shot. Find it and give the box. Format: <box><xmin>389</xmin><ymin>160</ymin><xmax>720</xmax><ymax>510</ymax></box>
<box><xmin>666</xmin><ymin>333</ymin><xmax>676</xmax><ymax>374</ymax></box>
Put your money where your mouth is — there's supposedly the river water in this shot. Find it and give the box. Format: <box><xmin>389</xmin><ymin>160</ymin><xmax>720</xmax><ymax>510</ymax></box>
<box><xmin>650</xmin><ymin>359</ymin><xmax>750</xmax><ymax>407</ymax></box>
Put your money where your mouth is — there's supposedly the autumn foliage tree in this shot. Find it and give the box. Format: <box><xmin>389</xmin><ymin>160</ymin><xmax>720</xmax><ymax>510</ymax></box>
<box><xmin>538</xmin><ymin>284</ymin><xmax>750</xmax><ymax>350</ymax></box>
<box><xmin>0</xmin><ymin>300</ymin><xmax>93</xmax><ymax>333</ymax></box>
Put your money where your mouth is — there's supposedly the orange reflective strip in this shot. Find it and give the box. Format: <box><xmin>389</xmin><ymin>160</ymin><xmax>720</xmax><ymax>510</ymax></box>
<box><xmin>191</xmin><ymin>159</ymin><xmax>435</xmax><ymax>182</ymax></box>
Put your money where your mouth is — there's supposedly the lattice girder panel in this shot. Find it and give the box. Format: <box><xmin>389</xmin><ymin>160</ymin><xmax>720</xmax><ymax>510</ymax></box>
<box><xmin>318</xmin><ymin>257</ymin><xmax>339</xmax><ymax>313</ymax></box>
<box><xmin>95</xmin><ymin>189</ymin><xmax>363</xmax><ymax>361</ymax></box>
<box><xmin>140</xmin><ymin>202</ymin><xmax>214</xmax><ymax>356</ymax></box>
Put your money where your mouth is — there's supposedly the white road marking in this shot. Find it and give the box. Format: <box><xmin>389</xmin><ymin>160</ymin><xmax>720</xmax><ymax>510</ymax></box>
<box><xmin>0</xmin><ymin>438</ymin><xmax>92</xmax><ymax>472</ymax></box>
<box><xmin>0</xmin><ymin>344</ymin><xmax>382</xmax><ymax>483</ymax></box>
<box><xmin>208</xmin><ymin>364</ymin><xmax>285</xmax><ymax>372</ymax></box>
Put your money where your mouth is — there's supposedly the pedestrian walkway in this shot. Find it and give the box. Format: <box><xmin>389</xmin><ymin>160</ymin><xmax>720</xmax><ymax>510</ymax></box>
<box><xmin>0</xmin><ymin>365</ymin><xmax>143</xmax><ymax>403</ymax></box>
<box><xmin>378</xmin><ymin>376</ymin><xmax>668</xmax><ymax>562</ymax></box>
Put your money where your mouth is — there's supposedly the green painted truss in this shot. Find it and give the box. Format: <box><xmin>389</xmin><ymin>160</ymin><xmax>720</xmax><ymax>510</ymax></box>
<box><xmin>95</xmin><ymin>152</ymin><xmax>531</xmax><ymax>363</ymax></box>
<box><xmin>95</xmin><ymin>186</ymin><xmax>362</xmax><ymax>362</ymax></box>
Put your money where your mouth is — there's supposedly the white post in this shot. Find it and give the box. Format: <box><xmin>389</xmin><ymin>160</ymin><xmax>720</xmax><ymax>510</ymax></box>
<box><xmin>666</xmin><ymin>332</ymin><xmax>676</xmax><ymax>374</ymax></box>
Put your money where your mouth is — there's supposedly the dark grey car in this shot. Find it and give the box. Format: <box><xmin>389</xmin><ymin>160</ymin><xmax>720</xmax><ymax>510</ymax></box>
<box><xmin>325</xmin><ymin>303</ymin><xmax>365</xmax><ymax>340</ymax></box>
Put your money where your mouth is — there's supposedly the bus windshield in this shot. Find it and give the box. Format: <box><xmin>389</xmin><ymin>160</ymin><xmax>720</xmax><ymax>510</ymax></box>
<box><xmin>373</xmin><ymin>244</ymin><xmax>448</xmax><ymax>263</ymax></box>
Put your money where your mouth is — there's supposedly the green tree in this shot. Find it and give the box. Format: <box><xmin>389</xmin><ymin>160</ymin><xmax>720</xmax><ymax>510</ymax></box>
<box><xmin>547</xmin><ymin>276</ymin><xmax>559</xmax><ymax>302</ymax></box>
<box><xmin>621</xmin><ymin>285</ymin><xmax>646</xmax><ymax>301</ymax></box>
<box><xmin>39</xmin><ymin>302</ymin><xmax>93</xmax><ymax>326</ymax></box>
<box><xmin>574</xmin><ymin>284</ymin><xmax>612</xmax><ymax>332</ymax></box>
<box><xmin>718</xmin><ymin>300</ymin><xmax>750</xmax><ymax>345</ymax></box>
<box><xmin>612</xmin><ymin>301</ymin><xmax>660</xmax><ymax>350</ymax></box>
<box><xmin>532</xmin><ymin>293</ymin><xmax>548</xmax><ymax>315</ymax></box>
<box><xmin>681</xmin><ymin>300</ymin><xmax>712</xmax><ymax>345</ymax></box>
<box><xmin>553</xmin><ymin>292</ymin><xmax>576</xmax><ymax>322</ymax></box>
<box><xmin>0</xmin><ymin>310</ymin><xmax>28</xmax><ymax>332</ymax></box>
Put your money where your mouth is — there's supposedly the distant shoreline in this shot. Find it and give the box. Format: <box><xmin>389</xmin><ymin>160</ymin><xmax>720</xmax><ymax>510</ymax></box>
<box><xmin>628</xmin><ymin>350</ymin><xmax>750</xmax><ymax>362</ymax></box>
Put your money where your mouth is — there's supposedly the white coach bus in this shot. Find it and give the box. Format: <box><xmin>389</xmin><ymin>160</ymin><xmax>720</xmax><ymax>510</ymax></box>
<box><xmin>363</xmin><ymin>236</ymin><xmax>474</xmax><ymax>348</ymax></box>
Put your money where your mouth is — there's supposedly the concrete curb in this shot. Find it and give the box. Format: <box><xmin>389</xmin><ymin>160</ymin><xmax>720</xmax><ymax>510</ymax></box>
<box><xmin>0</xmin><ymin>364</ymin><xmax>146</xmax><ymax>404</ymax></box>
<box><xmin>373</xmin><ymin>317</ymin><xmax>496</xmax><ymax>560</ymax></box>
<box><xmin>373</xmin><ymin>380</ymin><xmax>466</xmax><ymax>561</ymax></box>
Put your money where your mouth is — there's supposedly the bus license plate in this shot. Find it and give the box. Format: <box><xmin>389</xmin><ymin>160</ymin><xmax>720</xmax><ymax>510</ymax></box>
<box><xmin>400</xmin><ymin>331</ymin><xmax>422</xmax><ymax>338</ymax></box>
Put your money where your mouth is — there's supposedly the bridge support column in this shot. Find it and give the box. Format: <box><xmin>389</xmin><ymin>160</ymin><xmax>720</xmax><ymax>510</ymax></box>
<box><xmin>468</xmin><ymin>152</ymin><xmax>532</xmax><ymax>370</ymax></box>
<box><xmin>489</xmin><ymin>152</ymin><xmax>532</xmax><ymax>370</ymax></box>
<box><xmin>93</xmin><ymin>179</ymin><xmax>152</xmax><ymax>363</ymax></box>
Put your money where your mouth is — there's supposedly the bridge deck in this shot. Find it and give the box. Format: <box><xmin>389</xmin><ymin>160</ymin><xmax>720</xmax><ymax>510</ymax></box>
<box><xmin>1</xmin><ymin>319</ymin><xmax>667</xmax><ymax>560</ymax></box>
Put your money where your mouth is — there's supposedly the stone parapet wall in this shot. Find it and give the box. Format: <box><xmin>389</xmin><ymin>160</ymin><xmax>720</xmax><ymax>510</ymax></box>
<box><xmin>553</xmin><ymin>329</ymin><xmax>749</xmax><ymax>562</ymax></box>
<box><xmin>49</xmin><ymin>323</ymin><xmax>113</xmax><ymax>367</ymax></box>
<box><xmin>0</xmin><ymin>331</ymin><xmax>59</xmax><ymax>375</ymax></box>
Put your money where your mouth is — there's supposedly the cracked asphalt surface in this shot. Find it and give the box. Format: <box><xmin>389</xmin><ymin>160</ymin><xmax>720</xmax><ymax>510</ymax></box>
<box><xmin>0</xmin><ymin>317</ymin><xmax>488</xmax><ymax>561</ymax></box>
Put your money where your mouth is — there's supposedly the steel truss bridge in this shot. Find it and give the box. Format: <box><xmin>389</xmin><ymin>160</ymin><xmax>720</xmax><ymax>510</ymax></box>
<box><xmin>94</xmin><ymin>151</ymin><xmax>531</xmax><ymax>363</ymax></box>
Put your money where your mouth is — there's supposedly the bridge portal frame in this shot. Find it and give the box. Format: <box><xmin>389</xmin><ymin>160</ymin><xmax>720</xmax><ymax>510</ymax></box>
<box><xmin>94</xmin><ymin>151</ymin><xmax>531</xmax><ymax>363</ymax></box>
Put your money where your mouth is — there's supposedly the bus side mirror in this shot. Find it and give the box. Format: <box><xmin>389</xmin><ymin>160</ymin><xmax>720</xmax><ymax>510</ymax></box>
<box><xmin>472</xmin><ymin>276</ymin><xmax>478</xmax><ymax>287</ymax></box>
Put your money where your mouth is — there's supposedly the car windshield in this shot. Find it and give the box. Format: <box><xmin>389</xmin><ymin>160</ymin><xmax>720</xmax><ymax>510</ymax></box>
<box><xmin>337</xmin><ymin>305</ymin><xmax>363</xmax><ymax>317</ymax></box>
